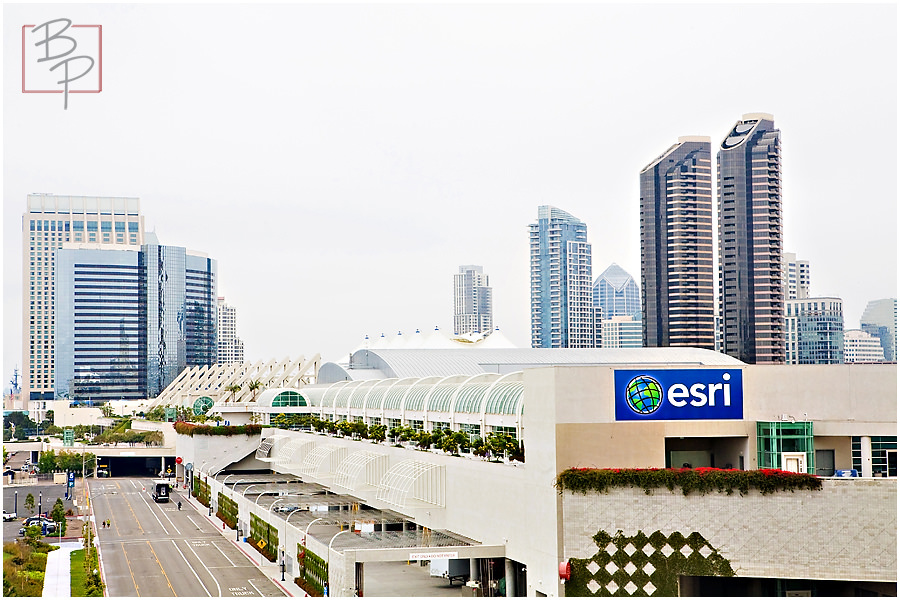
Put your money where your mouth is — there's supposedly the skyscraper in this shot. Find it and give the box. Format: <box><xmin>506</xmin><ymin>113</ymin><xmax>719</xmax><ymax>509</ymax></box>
<box><xmin>640</xmin><ymin>136</ymin><xmax>715</xmax><ymax>349</ymax></box>
<box><xmin>784</xmin><ymin>297</ymin><xmax>844</xmax><ymax>364</ymax></box>
<box><xmin>783</xmin><ymin>252</ymin><xmax>810</xmax><ymax>300</ymax></box>
<box><xmin>453</xmin><ymin>265</ymin><xmax>493</xmax><ymax>336</ymax></box>
<box><xmin>22</xmin><ymin>194</ymin><xmax>144</xmax><ymax>421</ymax></box>
<box><xmin>861</xmin><ymin>298</ymin><xmax>897</xmax><ymax>362</ymax></box>
<box><xmin>529</xmin><ymin>206</ymin><xmax>596</xmax><ymax>348</ymax></box>
<box><xmin>593</xmin><ymin>263</ymin><xmax>640</xmax><ymax>320</ymax></box>
<box><xmin>218</xmin><ymin>297</ymin><xmax>245</xmax><ymax>364</ymax></box>
<box><xmin>718</xmin><ymin>114</ymin><xmax>784</xmax><ymax>364</ymax></box>
<box><xmin>55</xmin><ymin>238</ymin><xmax>218</xmax><ymax>402</ymax></box>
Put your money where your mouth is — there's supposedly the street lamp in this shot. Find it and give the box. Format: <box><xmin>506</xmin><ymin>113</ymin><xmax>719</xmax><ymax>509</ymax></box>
<box><xmin>280</xmin><ymin>547</ymin><xmax>286</xmax><ymax>581</ymax></box>
<box><xmin>328</xmin><ymin>530</ymin><xmax>350</xmax><ymax>597</ymax></box>
<box><xmin>38</xmin><ymin>492</ymin><xmax>42</xmax><ymax>517</ymax></box>
<box><xmin>14</xmin><ymin>491</ymin><xmax>17</xmax><ymax>514</ymax></box>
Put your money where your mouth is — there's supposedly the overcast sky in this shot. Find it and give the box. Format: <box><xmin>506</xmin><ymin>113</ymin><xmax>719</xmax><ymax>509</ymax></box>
<box><xmin>3</xmin><ymin>2</ymin><xmax>897</xmax><ymax>387</ymax></box>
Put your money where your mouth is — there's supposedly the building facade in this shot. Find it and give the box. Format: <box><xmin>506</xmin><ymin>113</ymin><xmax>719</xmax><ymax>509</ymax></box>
<box><xmin>600</xmin><ymin>315</ymin><xmax>642</xmax><ymax>349</ymax></box>
<box><xmin>217</xmin><ymin>297</ymin><xmax>245</xmax><ymax>364</ymax></box>
<box><xmin>785</xmin><ymin>297</ymin><xmax>844</xmax><ymax>364</ymax></box>
<box><xmin>593</xmin><ymin>263</ymin><xmax>640</xmax><ymax>320</ymax></box>
<box><xmin>718</xmin><ymin>114</ymin><xmax>784</xmax><ymax>364</ymax></box>
<box><xmin>783</xmin><ymin>251</ymin><xmax>810</xmax><ymax>300</ymax></box>
<box><xmin>55</xmin><ymin>240</ymin><xmax>218</xmax><ymax>402</ymax></box>
<box><xmin>453</xmin><ymin>265</ymin><xmax>493</xmax><ymax>336</ymax></box>
<box><xmin>529</xmin><ymin>206</ymin><xmax>596</xmax><ymax>348</ymax></box>
<box><xmin>22</xmin><ymin>194</ymin><xmax>144</xmax><ymax>421</ymax></box>
<box><xmin>861</xmin><ymin>298</ymin><xmax>897</xmax><ymax>362</ymax></box>
<box><xmin>640</xmin><ymin>137</ymin><xmax>715</xmax><ymax>350</ymax></box>
<box><xmin>844</xmin><ymin>329</ymin><xmax>886</xmax><ymax>363</ymax></box>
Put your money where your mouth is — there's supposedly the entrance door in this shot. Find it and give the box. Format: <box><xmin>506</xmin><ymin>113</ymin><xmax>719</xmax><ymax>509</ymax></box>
<box><xmin>887</xmin><ymin>450</ymin><xmax>897</xmax><ymax>477</ymax></box>
<box><xmin>781</xmin><ymin>452</ymin><xmax>806</xmax><ymax>473</ymax></box>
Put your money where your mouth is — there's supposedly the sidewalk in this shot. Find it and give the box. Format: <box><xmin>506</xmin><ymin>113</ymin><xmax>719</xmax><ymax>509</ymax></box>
<box><xmin>41</xmin><ymin>540</ymin><xmax>82</xmax><ymax>597</ymax></box>
<box><xmin>183</xmin><ymin>491</ymin><xmax>309</xmax><ymax>597</ymax></box>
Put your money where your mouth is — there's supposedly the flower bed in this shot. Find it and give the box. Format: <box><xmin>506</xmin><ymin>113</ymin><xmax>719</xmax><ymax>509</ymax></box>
<box><xmin>556</xmin><ymin>467</ymin><xmax>821</xmax><ymax>496</ymax></box>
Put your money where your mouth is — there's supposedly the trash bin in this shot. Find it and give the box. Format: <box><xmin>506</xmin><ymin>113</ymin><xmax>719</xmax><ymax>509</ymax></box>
<box><xmin>243</xmin><ymin>537</ymin><xmax>248</xmax><ymax>543</ymax></box>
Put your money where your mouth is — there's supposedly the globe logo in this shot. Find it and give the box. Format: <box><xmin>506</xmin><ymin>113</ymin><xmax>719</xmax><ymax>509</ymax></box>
<box><xmin>625</xmin><ymin>375</ymin><xmax>663</xmax><ymax>415</ymax></box>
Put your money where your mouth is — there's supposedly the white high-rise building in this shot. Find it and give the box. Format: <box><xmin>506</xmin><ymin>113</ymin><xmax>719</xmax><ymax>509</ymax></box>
<box><xmin>529</xmin><ymin>206</ymin><xmax>596</xmax><ymax>348</ymax></box>
<box><xmin>453</xmin><ymin>265</ymin><xmax>493</xmax><ymax>336</ymax></box>
<box><xmin>783</xmin><ymin>252</ymin><xmax>810</xmax><ymax>300</ymax></box>
<box><xmin>217</xmin><ymin>297</ymin><xmax>244</xmax><ymax>364</ymax></box>
<box><xmin>843</xmin><ymin>329</ymin><xmax>886</xmax><ymax>363</ymax></box>
<box><xmin>22</xmin><ymin>194</ymin><xmax>144</xmax><ymax>422</ymax></box>
<box><xmin>601</xmin><ymin>316</ymin><xmax>642</xmax><ymax>349</ymax></box>
<box><xmin>785</xmin><ymin>297</ymin><xmax>844</xmax><ymax>365</ymax></box>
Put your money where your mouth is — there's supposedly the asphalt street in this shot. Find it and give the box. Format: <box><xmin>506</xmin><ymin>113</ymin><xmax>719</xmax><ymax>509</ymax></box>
<box><xmin>89</xmin><ymin>477</ymin><xmax>286</xmax><ymax>597</ymax></box>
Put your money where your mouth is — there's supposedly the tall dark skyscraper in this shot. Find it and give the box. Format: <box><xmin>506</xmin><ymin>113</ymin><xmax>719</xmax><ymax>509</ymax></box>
<box><xmin>718</xmin><ymin>113</ymin><xmax>784</xmax><ymax>364</ymax></box>
<box><xmin>640</xmin><ymin>136</ymin><xmax>715</xmax><ymax>349</ymax></box>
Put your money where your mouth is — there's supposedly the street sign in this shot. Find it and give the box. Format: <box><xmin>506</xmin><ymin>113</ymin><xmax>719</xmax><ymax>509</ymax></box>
<box><xmin>63</xmin><ymin>429</ymin><xmax>74</xmax><ymax>447</ymax></box>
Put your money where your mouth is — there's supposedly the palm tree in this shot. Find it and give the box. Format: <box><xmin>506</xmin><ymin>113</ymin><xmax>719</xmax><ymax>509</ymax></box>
<box><xmin>224</xmin><ymin>384</ymin><xmax>242</xmax><ymax>403</ymax></box>
<box><xmin>247</xmin><ymin>380</ymin><xmax>262</xmax><ymax>402</ymax></box>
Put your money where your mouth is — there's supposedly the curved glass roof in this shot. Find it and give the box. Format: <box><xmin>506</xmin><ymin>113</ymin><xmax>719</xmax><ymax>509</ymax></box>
<box><xmin>484</xmin><ymin>382</ymin><xmax>524</xmax><ymax>415</ymax></box>
<box><xmin>364</xmin><ymin>379</ymin><xmax>398</xmax><ymax>411</ymax></box>
<box><xmin>383</xmin><ymin>378</ymin><xmax>419</xmax><ymax>411</ymax></box>
<box><xmin>335</xmin><ymin>380</ymin><xmax>365</xmax><ymax>409</ymax></box>
<box><xmin>403</xmin><ymin>376</ymin><xmax>441</xmax><ymax>412</ymax></box>
<box><xmin>454</xmin><ymin>382</ymin><xmax>492</xmax><ymax>414</ymax></box>
<box><xmin>349</xmin><ymin>381</ymin><xmax>378</xmax><ymax>410</ymax></box>
<box><xmin>427</xmin><ymin>383</ymin><xmax>459</xmax><ymax>413</ymax></box>
<box><xmin>272</xmin><ymin>391</ymin><xmax>306</xmax><ymax>407</ymax></box>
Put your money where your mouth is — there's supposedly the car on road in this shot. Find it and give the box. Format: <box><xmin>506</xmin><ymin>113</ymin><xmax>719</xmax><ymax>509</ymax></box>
<box><xmin>3</xmin><ymin>510</ymin><xmax>17</xmax><ymax>521</ymax></box>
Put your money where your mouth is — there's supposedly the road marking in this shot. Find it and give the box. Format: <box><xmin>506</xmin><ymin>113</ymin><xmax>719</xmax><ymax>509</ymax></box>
<box><xmin>119</xmin><ymin>483</ymin><xmax>145</xmax><ymax>534</ymax></box>
<box><xmin>147</xmin><ymin>541</ymin><xmax>177</xmax><ymax>596</ymax></box>
<box><xmin>101</xmin><ymin>491</ymin><xmax>121</xmax><ymax>536</ymax></box>
<box><xmin>211</xmin><ymin>541</ymin><xmax>238</xmax><ymax>567</ymax></box>
<box><xmin>121</xmin><ymin>541</ymin><xmax>141</xmax><ymax>596</ymax></box>
<box><xmin>171</xmin><ymin>539</ymin><xmax>213</xmax><ymax>597</ymax></box>
<box><xmin>246</xmin><ymin>579</ymin><xmax>264</xmax><ymax>596</ymax></box>
<box><xmin>186</xmin><ymin>514</ymin><xmax>204</xmax><ymax>530</ymax></box>
<box><xmin>183</xmin><ymin>538</ymin><xmax>223</xmax><ymax>597</ymax></box>
<box><xmin>137</xmin><ymin>490</ymin><xmax>172</xmax><ymax>535</ymax></box>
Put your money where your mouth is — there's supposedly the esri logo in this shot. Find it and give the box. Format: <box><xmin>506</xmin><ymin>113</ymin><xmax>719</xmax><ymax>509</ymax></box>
<box><xmin>624</xmin><ymin>375</ymin><xmax>663</xmax><ymax>415</ymax></box>
<box><xmin>22</xmin><ymin>19</ymin><xmax>102</xmax><ymax>109</ymax></box>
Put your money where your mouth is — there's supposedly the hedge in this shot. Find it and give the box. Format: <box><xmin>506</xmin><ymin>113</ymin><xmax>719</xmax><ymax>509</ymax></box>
<box><xmin>556</xmin><ymin>467</ymin><xmax>822</xmax><ymax>496</ymax></box>
<box><xmin>174</xmin><ymin>422</ymin><xmax>264</xmax><ymax>437</ymax></box>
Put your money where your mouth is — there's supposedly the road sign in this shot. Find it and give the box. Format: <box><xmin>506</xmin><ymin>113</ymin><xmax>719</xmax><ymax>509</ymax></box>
<box><xmin>63</xmin><ymin>429</ymin><xmax>74</xmax><ymax>447</ymax></box>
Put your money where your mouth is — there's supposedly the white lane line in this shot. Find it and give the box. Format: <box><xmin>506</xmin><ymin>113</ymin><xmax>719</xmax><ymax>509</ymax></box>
<box><xmin>187</xmin><ymin>514</ymin><xmax>205</xmax><ymax>530</ymax></box>
<box><xmin>153</xmin><ymin>494</ymin><xmax>182</xmax><ymax>534</ymax></box>
<box><xmin>136</xmin><ymin>489</ymin><xmax>176</xmax><ymax>536</ymax></box>
<box><xmin>184</xmin><ymin>538</ymin><xmax>223</xmax><ymax>597</ymax></box>
<box><xmin>211</xmin><ymin>541</ymin><xmax>239</xmax><ymax>567</ymax></box>
<box><xmin>246</xmin><ymin>579</ymin><xmax>263</xmax><ymax>596</ymax></box>
<box><xmin>130</xmin><ymin>480</ymin><xmax>138</xmax><ymax>489</ymax></box>
<box><xmin>171</xmin><ymin>539</ymin><xmax>213</xmax><ymax>597</ymax></box>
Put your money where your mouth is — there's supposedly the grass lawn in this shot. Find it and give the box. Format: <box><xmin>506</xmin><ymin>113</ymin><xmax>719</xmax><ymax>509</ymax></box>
<box><xmin>70</xmin><ymin>549</ymin><xmax>87</xmax><ymax>596</ymax></box>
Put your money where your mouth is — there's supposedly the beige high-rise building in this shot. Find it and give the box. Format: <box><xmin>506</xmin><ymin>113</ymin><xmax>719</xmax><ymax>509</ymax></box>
<box><xmin>217</xmin><ymin>297</ymin><xmax>244</xmax><ymax>364</ymax></box>
<box><xmin>22</xmin><ymin>194</ymin><xmax>144</xmax><ymax>422</ymax></box>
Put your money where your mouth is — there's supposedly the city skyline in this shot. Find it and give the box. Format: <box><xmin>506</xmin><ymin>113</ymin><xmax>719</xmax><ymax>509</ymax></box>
<box><xmin>3</xmin><ymin>4</ymin><xmax>897</xmax><ymax>383</ymax></box>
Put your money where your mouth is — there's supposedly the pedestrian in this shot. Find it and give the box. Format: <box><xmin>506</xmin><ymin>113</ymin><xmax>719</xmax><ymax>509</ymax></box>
<box><xmin>177</xmin><ymin>501</ymin><xmax>182</xmax><ymax>511</ymax></box>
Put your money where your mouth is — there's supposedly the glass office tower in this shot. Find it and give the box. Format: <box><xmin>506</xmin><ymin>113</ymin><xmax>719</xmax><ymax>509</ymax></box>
<box><xmin>718</xmin><ymin>114</ymin><xmax>784</xmax><ymax>364</ymax></box>
<box><xmin>593</xmin><ymin>263</ymin><xmax>640</xmax><ymax>320</ymax></box>
<box><xmin>55</xmin><ymin>240</ymin><xmax>217</xmax><ymax>401</ymax></box>
<box><xmin>640</xmin><ymin>136</ymin><xmax>715</xmax><ymax>349</ymax></box>
<box><xmin>453</xmin><ymin>265</ymin><xmax>493</xmax><ymax>336</ymax></box>
<box><xmin>529</xmin><ymin>205</ymin><xmax>596</xmax><ymax>348</ymax></box>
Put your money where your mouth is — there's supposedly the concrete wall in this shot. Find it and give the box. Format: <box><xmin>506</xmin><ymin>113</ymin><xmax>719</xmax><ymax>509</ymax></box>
<box><xmin>561</xmin><ymin>478</ymin><xmax>897</xmax><ymax>583</ymax></box>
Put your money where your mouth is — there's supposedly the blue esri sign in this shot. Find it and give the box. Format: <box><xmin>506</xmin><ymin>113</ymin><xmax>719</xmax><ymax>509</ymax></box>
<box><xmin>614</xmin><ymin>369</ymin><xmax>743</xmax><ymax>421</ymax></box>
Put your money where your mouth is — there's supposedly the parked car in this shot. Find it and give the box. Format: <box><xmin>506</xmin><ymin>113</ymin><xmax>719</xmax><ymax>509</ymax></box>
<box><xmin>3</xmin><ymin>510</ymin><xmax>17</xmax><ymax>521</ymax></box>
<box><xmin>19</xmin><ymin>517</ymin><xmax>57</xmax><ymax>536</ymax></box>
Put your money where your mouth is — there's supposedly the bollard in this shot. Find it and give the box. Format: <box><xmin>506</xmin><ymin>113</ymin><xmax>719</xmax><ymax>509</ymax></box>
<box><xmin>223</xmin><ymin>522</ymin><xmax>225</xmax><ymax>530</ymax></box>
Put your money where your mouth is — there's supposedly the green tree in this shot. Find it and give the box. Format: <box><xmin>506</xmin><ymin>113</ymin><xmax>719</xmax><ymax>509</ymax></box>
<box><xmin>368</xmin><ymin>424</ymin><xmax>386</xmax><ymax>443</ymax></box>
<box><xmin>224</xmin><ymin>384</ymin><xmax>242</xmax><ymax>403</ymax></box>
<box><xmin>51</xmin><ymin>498</ymin><xmax>66</xmax><ymax>536</ymax></box>
<box><xmin>37</xmin><ymin>449</ymin><xmax>57</xmax><ymax>473</ymax></box>
<box><xmin>24</xmin><ymin>493</ymin><xmax>35</xmax><ymax>514</ymax></box>
<box><xmin>247</xmin><ymin>380</ymin><xmax>263</xmax><ymax>402</ymax></box>
<box><xmin>24</xmin><ymin>524</ymin><xmax>43</xmax><ymax>545</ymax></box>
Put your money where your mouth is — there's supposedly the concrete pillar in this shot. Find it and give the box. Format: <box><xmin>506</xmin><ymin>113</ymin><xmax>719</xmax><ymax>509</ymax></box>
<box><xmin>470</xmin><ymin>558</ymin><xmax>480</xmax><ymax>583</ymax></box>
<box><xmin>505</xmin><ymin>558</ymin><xmax>515</xmax><ymax>597</ymax></box>
<box><xmin>861</xmin><ymin>436</ymin><xmax>873</xmax><ymax>477</ymax></box>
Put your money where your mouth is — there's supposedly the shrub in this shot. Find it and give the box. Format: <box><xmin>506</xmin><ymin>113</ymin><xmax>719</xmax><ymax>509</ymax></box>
<box><xmin>556</xmin><ymin>467</ymin><xmax>822</xmax><ymax>496</ymax></box>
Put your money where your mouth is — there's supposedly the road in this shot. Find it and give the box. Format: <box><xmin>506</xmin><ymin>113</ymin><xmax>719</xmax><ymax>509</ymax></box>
<box><xmin>89</xmin><ymin>477</ymin><xmax>286</xmax><ymax>597</ymax></box>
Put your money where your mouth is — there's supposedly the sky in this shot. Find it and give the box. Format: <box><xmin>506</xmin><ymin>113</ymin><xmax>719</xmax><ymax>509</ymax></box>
<box><xmin>3</xmin><ymin>2</ymin><xmax>898</xmax><ymax>388</ymax></box>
